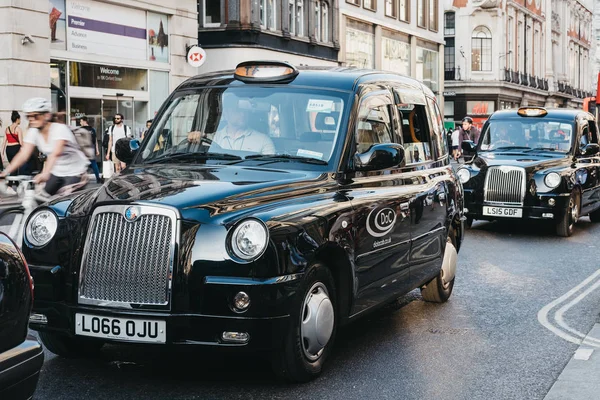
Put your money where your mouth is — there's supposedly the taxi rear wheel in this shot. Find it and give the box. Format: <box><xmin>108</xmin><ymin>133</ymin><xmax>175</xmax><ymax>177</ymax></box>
<box><xmin>39</xmin><ymin>331</ymin><xmax>104</xmax><ymax>358</ymax></box>
<box><xmin>556</xmin><ymin>191</ymin><xmax>579</xmax><ymax>237</ymax></box>
<box><xmin>420</xmin><ymin>229</ymin><xmax>457</xmax><ymax>303</ymax></box>
<box><xmin>272</xmin><ymin>263</ymin><xmax>337</xmax><ymax>382</ymax></box>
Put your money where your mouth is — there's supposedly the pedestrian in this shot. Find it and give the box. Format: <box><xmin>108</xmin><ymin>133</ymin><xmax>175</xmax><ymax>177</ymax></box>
<box><xmin>2</xmin><ymin>110</ymin><xmax>30</xmax><ymax>177</ymax></box>
<box><xmin>0</xmin><ymin>98</ymin><xmax>89</xmax><ymax>196</ymax></box>
<box><xmin>105</xmin><ymin>113</ymin><xmax>132</xmax><ymax>173</ymax></box>
<box><xmin>451</xmin><ymin>128</ymin><xmax>461</xmax><ymax>160</ymax></box>
<box><xmin>141</xmin><ymin>119</ymin><xmax>153</xmax><ymax>140</ymax></box>
<box><xmin>79</xmin><ymin>116</ymin><xmax>102</xmax><ymax>183</ymax></box>
<box><xmin>456</xmin><ymin>116</ymin><xmax>481</xmax><ymax>162</ymax></box>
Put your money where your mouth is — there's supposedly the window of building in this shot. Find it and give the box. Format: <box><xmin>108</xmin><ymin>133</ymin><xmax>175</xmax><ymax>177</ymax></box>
<box><xmin>416</xmin><ymin>42</ymin><xmax>439</xmax><ymax>92</ymax></box>
<box><xmin>444</xmin><ymin>37</ymin><xmax>455</xmax><ymax>79</ymax></box>
<box><xmin>289</xmin><ymin>0</ymin><xmax>305</xmax><ymax>36</ymax></box>
<box><xmin>382</xmin><ymin>31</ymin><xmax>410</xmax><ymax>76</ymax></box>
<box><xmin>385</xmin><ymin>0</ymin><xmax>397</xmax><ymax>18</ymax></box>
<box><xmin>507</xmin><ymin>17</ymin><xmax>514</xmax><ymax>69</ymax></box>
<box><xmin>203</xmin><ymin>0</ymin><xmax>221</xmax><ymax>26</ymax></box>
<box><xmin>471</xmin><ymin>26</ymin><xmax>492</xmax><ymax>72</ymax></box>
<box><xmin>399</xmin><ymin>0</ymin><xmax>410</xmax><ymax>22</ymax></box>
<box><xmin>346</xmin><ymin>20</ymin><xmax>375</xmax><ymax>68</ymax></box>
<box><xmin>395</xmin><ymin>102</ymin><xmax>433</xmax><ymax>164</ymax></box>
<box><xmin>444</xmin><ymin>12</ymin><xmax>455</xmax><ymax>36</ymax></box>
<box><xmin>417</xmin><ymin>0</ymin><xmax>426</xmax><ymax>28</ymax></box>
<box><xmin>260</xmin><ymin>0</ymin><xmax>278</xmax><ymax>30</ymax></box>
<box><xmin>363</xmin><ymin>0</ymin><xmax>376</xmax><ymax>11</ymax></box>
<box><xmin>518</xmin><ymin>21</ymin><xmax>523</xmax><ymax>71</ymax></box>
<box><xmin>429</xmin><ymin>0</ymin><xmax>438</xmax><ymax>31</ymax></box>
<box><xmin>356</xmin><ymin>94</ymin><xmax>394</xmax><ymax>155</ymax></box>
<box><xmin>534</xmin><ymin>29</ymin><xmax>540</xmax><ymax>76</ymax></box>
<box><xmin>315</xmin><ymin>1</ymin><xmax>329</xmax><ymax>42</ymax></box>
<box><xmin>346</xmin><ymin>0</ymin><xmax>360</xmax><ymax>5</ymax></box>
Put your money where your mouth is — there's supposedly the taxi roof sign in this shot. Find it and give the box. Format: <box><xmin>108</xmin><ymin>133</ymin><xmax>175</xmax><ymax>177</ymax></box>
<box><xmin>234</xmin><ymin>61</ymin><xmax>299</xmax><ymax>83</ymax></box>
<box><xmin>517</xmin><ymin>107</ymin><xmax>548</xmax><ymax>117</ymax></box>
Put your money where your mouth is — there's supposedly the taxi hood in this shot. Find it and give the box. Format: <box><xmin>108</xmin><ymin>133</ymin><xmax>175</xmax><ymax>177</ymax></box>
<box><xmin>63</xmin><ymin>165</ymin><xmax>331</xmax><ymax>221</ymax></box>
<box><xmin>473</xmin><ymin>151</ymin><xmax>568</xmax><ymax>170</ymax></box>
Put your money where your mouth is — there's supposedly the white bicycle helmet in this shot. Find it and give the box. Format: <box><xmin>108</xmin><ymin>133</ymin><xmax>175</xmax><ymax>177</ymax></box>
<box><xmin>22</xmin><ymin>97</ymin><xmax>52</xmax><ymax>114</ymax></box>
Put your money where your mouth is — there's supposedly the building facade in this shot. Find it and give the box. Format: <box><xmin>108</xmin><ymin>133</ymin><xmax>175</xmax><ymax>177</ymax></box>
<box><xmin>0</xmin><ymin>0</ymin><xmax>197</xmax><ymax>144</ymax></box>
<box><xmin>339</xmin><ymin>0</ymin><xmax>445</xmax><ymax>98</ymax></box>
<box><xmin>444</xmin><ymin>0</ymin><xmax>595</xmax><ymax>129</ymax></box>
<box><xmin>197</xmin><ymin>1</ymin><xmax>340</xmax><ymax>73</ymax></box>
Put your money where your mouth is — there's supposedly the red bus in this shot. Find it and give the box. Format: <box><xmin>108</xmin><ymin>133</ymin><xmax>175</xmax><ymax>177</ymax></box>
<box><xmin>583</xmin><ymin>97</ymin><xmax>596</xmax><ymax>118</ymax></box>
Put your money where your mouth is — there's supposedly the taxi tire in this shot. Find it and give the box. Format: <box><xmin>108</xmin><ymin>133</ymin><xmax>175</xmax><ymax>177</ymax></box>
<box><xmin>420</xmin><ymin>230</ymin><xmax>456</xmax><ymax>303</ymax></box>
<box><xmin>39</xmin><ymin>331</ymin><xmax>104</xmax><ymax>358</ymax></box>
<box><xmin>556</xmin><ymin>191</ymin><xmax>579</xmax><ymax>237</ymax></box>
<box><xmin>271</xmin><ymin>263</ymin><xmax>337</xmax><ymax>383</ymax></box>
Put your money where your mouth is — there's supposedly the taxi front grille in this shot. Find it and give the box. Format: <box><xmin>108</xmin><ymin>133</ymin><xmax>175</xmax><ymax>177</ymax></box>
<box><xmin>79</xmin><ymin>206</ymin><xmax>176</xmax><ymax>308</ymax></box>
<box><xmin>484</xmin><ymin>167</ymin><xmax>526</xmax><ymax>206</ymax></box>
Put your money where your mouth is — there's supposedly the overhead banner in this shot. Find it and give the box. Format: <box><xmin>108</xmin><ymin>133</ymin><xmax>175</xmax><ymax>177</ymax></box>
<box><xmin>49</xmin><ymin>0</ymin><xmax>67</xmax><ymax>50</ymax></box>
<box><xmin>66</xmin><ymin>0</ymin><xmax>147</xmax><ymax>60</ymax></box>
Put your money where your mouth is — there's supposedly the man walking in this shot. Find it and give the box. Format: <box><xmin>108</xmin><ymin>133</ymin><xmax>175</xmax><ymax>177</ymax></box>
<box><xmin>105</xmin><ymin>113</ymin><xmax>132</xmax><ymax>173</ymax></box>
<box><xmin>79</xmin><ymin>116</ymin><xmax>102</xmax><ymax>183</ymax></box>
<box><xmin>455</xmin><ymin>116</ymin><xmax>481</xmax><ymax>162</ymax></box>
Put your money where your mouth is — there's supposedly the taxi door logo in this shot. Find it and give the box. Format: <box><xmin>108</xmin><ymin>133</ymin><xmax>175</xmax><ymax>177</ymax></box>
<box><xmin>366</xmin><ymin>206</ymin><xmax>396</xmax><ymax>237</ymax></box>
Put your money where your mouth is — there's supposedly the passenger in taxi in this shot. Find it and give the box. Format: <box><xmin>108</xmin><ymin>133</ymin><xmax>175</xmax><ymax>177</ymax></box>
<box><xmin>187</xmin><ymin>96</ymin><xmax>276</xmax><ymax>154</ymax></box>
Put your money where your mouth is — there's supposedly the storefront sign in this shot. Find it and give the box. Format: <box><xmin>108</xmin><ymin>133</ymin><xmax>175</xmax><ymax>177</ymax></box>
<box><xmin>187</xmin><ymin>46</ymin><xmax>207</xmax><ymax>67</ymax></box>
<box><xmin>467</xmin><ymin>100</ymin><xmax>495</xmax><ymax>115</ymax></box>
<box><xmin>67</xmin><ymin>0</ymin><xmax>147</xmax><ymax>60</ymax></box>
<box><xmin>443</xmin><ymin>91</ymin><xmax>456</xmax><ymax>97</ymax></box>
<box><xmin>70</xmin><ymin>62</ymin><xmax>148</xmax><ymax>91</ymax></box>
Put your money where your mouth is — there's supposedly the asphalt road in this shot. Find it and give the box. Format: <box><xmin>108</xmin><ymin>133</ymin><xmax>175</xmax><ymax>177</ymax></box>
<box><xmin>29</xmin><ymin>217</ymin><xmax>600</xmax><ymax>400</ymax></box>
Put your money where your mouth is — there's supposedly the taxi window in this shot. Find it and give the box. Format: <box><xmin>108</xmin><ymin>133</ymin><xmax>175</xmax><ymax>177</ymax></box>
<box><xmin>141</xmin><ymin>87</ymin><xmax>346</xmax><ymax>164</ymax></box>
<box><xmin>426</xmin><ymin>97</ymin><xmax>447</xmax><ymax>159</ymax></box>
<box><xmin>397</xmin><ymin>103</ymin><xmax>433</xmax><ymax>164</ymax></box>
<box><xmin>355</xmin><ymin>94</ymin><xmax>394</xmax><ymax>154</ymax></box>
<box><xmin>480</xmin><ymin>119</ymin><xmax>574</xmax><ymax>153</ymax></box>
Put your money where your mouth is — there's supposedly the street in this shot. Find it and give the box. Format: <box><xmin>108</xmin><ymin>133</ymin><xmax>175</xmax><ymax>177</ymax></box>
<box><xmin>31</xmin><ymin>218</ymin><xmax>600</xmax><ymax>400</ymax></box>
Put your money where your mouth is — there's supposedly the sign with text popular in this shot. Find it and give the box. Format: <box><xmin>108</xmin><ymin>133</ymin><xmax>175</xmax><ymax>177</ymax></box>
<box><xmin>67</xmin><ymin>0</ymin><xmax>147</xmax><ymax>60</ymax></box>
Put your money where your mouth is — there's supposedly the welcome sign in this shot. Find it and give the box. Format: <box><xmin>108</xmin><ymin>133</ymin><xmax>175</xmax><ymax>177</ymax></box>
<box><xmin>66</xmin><ymin>0</ymin><xmax>147</xmax><ymax>60</ymax></box>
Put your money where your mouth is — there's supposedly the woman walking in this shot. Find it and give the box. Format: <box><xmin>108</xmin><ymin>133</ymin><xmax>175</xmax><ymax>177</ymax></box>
<box><xmin>2</xmin><ymin>111</ymin><xmax>28</xmax><ymax>175</ymax></box>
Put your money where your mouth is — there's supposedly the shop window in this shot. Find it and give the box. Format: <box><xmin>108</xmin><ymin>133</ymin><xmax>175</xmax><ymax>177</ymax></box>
<box><xmin>396</xmin><ymin>102</ymin><xmax>433</xmax><ymax>164</ymax></box>
<box><xmin>382</xmin><ymin>32</ymin><xmax>410</xmax><ymax>76</ymax></box>
<box><xmin>289</xmin><ymin>0</ymin><xmax>305</xmax><ymax>36</ymax></box>
<box><xmin>356</xmin><ymin>95</ymin><xmax>393</xmax><ymax>154</ymax></box>
<box><xmin>416</xmin><ymin>45</ymin><xmax>439</xmax><ymax>92</ymax></box>
<box><xmin>385</xmin><ymin>0</ymin><xmax>397</xmax><ymax>18</ymax></box>
<box><xmin>203</xmin><ymin>0</ymin><xmax>221</xmax><ymax>26</ymax></box>
<box><xmin>429</xmin><ymin>0</ymin><xmax>438</xmax><ymax>31</ymax></box>
<box><xmin>399</xmin><ymin>0</ymin><xmax>410</xmax><ymax>22</ymax></box>
<box><xmin>345</xmin><ymin>20</ymin><xmax>375</xmax><ymax>68</ymax></box>
<box><xmin>260</xmin><ymin>0</ymin><xmax>278</xmax><ymax>30</ymax></box>
<box><xmin>472</xmin><ymin>26</ymin><xmax>492</xmax><ymax>71</ymax></box>
<box><xmin>315</xmin><ymin>1</ymin><xmax>329</xmax><ymax>42</ymax></box>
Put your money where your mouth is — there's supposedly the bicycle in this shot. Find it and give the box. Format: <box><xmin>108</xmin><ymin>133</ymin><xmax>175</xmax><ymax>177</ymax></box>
<box><xmin>0</xmin><ymin>176</ymin><xmax>50</xmax><ymax>246</ymax></box>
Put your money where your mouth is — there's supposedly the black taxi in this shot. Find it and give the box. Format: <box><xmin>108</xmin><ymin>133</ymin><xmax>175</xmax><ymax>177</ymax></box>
<box><xmin>24</xmin><ymin>61</ymin><xmax>464</xmax><ymax>382</ymax></box>
<box><xmin>457</xmin><ymin>107</ymin><xmax>600</xmax><ymax>236</ymax></box>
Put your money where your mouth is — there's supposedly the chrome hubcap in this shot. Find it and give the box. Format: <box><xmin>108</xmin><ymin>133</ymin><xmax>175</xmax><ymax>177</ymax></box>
<box><xmin>441</xmin><ymin>237</ymin><xmax>458</xmax><ymax>289</ymax></box>
<box><xmin>301</xmin><ymin>282</ymin><xmax>334</xmax><ymax>361</ymax></box>
<box><xmin>569</xmin><ymin>199</ymin><xmax>579</xmax><ymax>229</ymax></box>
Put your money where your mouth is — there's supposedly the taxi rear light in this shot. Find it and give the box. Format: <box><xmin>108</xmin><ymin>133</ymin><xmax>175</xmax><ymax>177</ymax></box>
<box><xmin>234</xmin><ymin>61</ymin><xmax>299</xmax><ymax>83</ymax></box>
<box><xmin>517</xmin><ymin>107</ymin><xmax>548</xmax><ymax>117</ymax></box>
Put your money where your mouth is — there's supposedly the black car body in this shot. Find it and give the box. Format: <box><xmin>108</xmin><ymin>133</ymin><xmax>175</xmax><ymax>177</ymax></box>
<box><xmin>25</xmin><ymin>62</ymin><xmax>464</xmax><ymax>381</ymax></box>
<box><xmin>457</xmin><ymin>107</ymin><xmax>600</xmax><ymax>236</ymax></box>
<box><xmin>0</xmin><ymin>233</ymin><xmax>44</xmax><ymax>399</ymax></box>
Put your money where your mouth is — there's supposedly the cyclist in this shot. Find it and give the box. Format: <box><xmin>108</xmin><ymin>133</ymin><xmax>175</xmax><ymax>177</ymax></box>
<box><xmin>0</xmin><ymin>98</ymin><xmax>89</xmax><ymax>196</ymax></box>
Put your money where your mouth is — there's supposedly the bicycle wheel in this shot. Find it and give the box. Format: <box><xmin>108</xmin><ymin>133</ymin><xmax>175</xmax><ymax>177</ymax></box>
<box><xmin>0</xmin><ymin>206</ymin><xmax>26</xmax><ymax>244</ymax></box>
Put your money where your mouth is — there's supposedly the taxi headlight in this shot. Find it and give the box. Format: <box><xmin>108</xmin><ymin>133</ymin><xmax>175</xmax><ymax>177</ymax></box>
<box><xmin>229</xmin><ymin>219</ymin><xmax>269</xmax><ymax>261</ymax></box>
<box><xmin>25</xmin><ymin>209</ymin><xmax>58</xmax><ymax>247</ymax></box>
<box><xmin>457</xmin><ymin>168</ymin><xmax>471</xmax><ymax>184</ymax></box>
<box><xmin>544</xmin><ymin>172</ymin><xmax>561</xmax><ymax>189</ymax></box>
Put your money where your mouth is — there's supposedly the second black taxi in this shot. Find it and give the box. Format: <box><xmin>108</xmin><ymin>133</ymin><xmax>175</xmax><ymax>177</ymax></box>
<box><xmin>24</xmin><ymin>61</ymin><xmax>464</xmax><ymax>382</ymax></box>
<box><xmin>458</xmin><ymin>106</ymin><xmax>600</xmax><ymax>236</ymax></box>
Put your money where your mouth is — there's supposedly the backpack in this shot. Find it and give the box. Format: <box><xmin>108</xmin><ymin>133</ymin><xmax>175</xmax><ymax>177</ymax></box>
<box><xmin>102</xmin><ymin>125</ymin><xmax>130</xmax><ymax>153</ymax></box>
<box><xmin>71</xmin><ymin>126</ymin><xmax>96</xmax><ymax>159</ymax></box>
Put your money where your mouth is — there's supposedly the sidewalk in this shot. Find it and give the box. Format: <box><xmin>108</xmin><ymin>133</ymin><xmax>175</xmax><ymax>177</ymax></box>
<box><xmin>544</xmin><ymin>323</ymin><xmax>600</xmax><ymax>400</ymax></box>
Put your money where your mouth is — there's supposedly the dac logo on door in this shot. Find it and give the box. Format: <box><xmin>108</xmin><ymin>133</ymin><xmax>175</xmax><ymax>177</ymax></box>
<box><xmin>366</xmin><ymin>206</ymin><xmax>397</xmax><ymax>238</ymax></box>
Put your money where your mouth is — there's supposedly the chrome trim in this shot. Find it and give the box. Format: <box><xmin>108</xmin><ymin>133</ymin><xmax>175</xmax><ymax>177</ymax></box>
<box><xmin>356</xmin><ymin>238</ymin><xmax>411</xmax><ymax>261</ymax></box>
<box><xmin>483</xmin><ymin>166</ymin><xmax>526</xmax><ymax>206</ymax></box>
<box><xmin>204</xmin><ymin>274</ymin><xmax>304</xmax><ymax>286</ymax></box>
<box><xmin>78</xmin><ymin>204</ymin><xmax>180</xmax><ymax>310</ymax></box>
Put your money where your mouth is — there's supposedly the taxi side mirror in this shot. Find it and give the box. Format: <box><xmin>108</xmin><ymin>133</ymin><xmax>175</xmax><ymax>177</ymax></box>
<box><xmin>581</xmin><ymin>143</ymin><xmax>600</xmax><ymax>156</ymax></box>
<box><xmin>354</xmin><ymin>143</ymin><xmax>405</xmax><ymax>172</ymax></box>
<box><xmin>115</xmin><ymin>138</ymin><xmax>141</xmax><ymax>165</ymax></box>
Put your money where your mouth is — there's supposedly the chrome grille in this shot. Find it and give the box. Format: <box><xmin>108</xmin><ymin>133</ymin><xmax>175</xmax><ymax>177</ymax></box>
<box><xmin>79</xmin><ymin>206</ymin><xmax>177</xmax><ymax>308</ymax></box>
<box><xmin>484</xmin><ymin>167</ymin><xmax>526</xmax><ymax>206</ymax></box>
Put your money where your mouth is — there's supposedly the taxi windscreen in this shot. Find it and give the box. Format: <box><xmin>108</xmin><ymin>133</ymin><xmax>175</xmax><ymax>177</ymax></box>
<box><xmin>479</xmin><ymin>118</ymin><xmax>575</xmax><ymax>153</ymax></box>
<box><xmin>141</xmin><ymin>87</ymin><xmax>347</xmax><ymax>165</ymax></box>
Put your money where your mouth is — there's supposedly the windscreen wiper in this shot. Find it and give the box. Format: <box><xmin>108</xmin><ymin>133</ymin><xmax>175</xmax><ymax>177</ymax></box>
<box><xmin>146</xmin><ymin>151</ymin><xmax>242</xmax><ymax>164</ymax></box>
<box><xmin>494</xmin><ymin>146</ymin><xmax>532</xmax><ymax>151</ymax></box>
<box><xmin>244</xmin><ymin>154</ymin><xmax>328</xmax><ymax>165</ymax></box>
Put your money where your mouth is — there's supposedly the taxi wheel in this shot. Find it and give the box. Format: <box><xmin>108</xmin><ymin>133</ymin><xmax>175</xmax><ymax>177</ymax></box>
<box><xmin>556</xmin><ymin>191</ymin><xmax>579</xmax><ymax>237</ymax></box>
<box><xmin>420</xmin><ymin>230</ymin><xmax>457</xmax><ymax>303</ymax></box>
<box><xmin>39</xmin><ymin>331</ymin><xmax>104</xmax><ymax>358</ymax></box>
<box><xmin>272</xmin><ymin>263</ymin><xmax>337</xmax><ymax>383</ymax></box>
